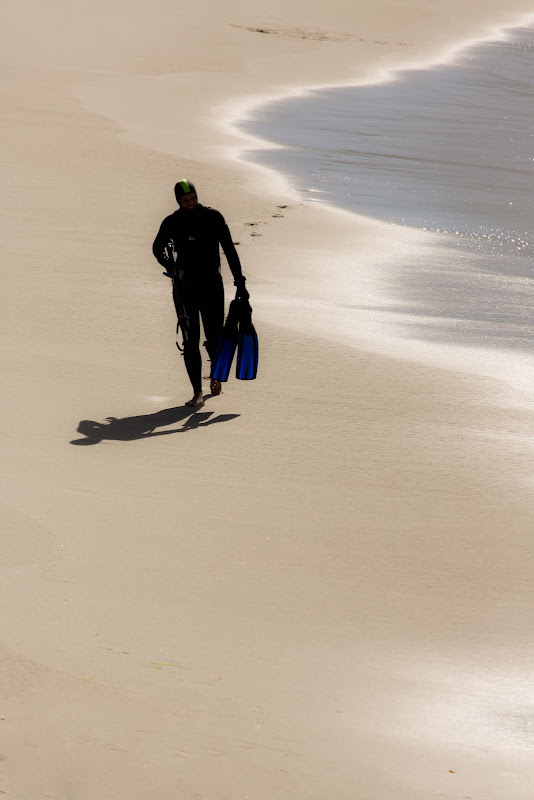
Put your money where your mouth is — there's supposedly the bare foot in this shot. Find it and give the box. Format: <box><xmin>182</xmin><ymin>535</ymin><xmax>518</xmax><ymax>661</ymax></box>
<box><xmin>185</xmin><ymin>392</ymin><xmax>204</xmax><ymax>408</ymax></box>
<box><xmin>210</xmin><ymin>379</ymin><xmax>222</xmax><ymax>396</ymax></box>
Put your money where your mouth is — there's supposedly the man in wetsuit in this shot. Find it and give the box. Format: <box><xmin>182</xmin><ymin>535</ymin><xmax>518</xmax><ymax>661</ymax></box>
<box><xmin>152</xmin><ymin>179</ymin><xmax>249</xmax><ymax>407</ymax></box>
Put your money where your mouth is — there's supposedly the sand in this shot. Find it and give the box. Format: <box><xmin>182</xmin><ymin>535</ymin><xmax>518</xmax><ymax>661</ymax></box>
<box><xmin>2</xmin><ymin>1</ymin><xmax>534</xmax><ymax>798</ymax></box>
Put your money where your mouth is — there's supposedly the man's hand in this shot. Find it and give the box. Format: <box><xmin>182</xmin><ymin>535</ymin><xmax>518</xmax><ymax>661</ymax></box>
<box><xmin>234</xmin><ymin>276</ymin><xmax>250</xmax><ymax>301</ymax></box>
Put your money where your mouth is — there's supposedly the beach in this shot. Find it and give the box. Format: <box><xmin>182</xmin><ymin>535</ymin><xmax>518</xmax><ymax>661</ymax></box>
<box><xmin>2</xmin><ymin>1</ymin><xmax>534</xmax><ymax>798</ymax></box>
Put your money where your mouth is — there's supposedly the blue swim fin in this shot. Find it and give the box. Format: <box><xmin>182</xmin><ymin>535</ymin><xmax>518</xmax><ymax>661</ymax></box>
<box><xmin>210</xmin><ymin>300</ymin><xmax>239</xmax><ymax>382</ymax></box>
<box><xmin>236</xmin><ymin>301</ymin><xmax>259</xmax><ymax>380</ymax></box>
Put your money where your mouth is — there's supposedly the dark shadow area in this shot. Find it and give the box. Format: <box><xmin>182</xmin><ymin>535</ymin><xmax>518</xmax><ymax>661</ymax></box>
<box><xmin>71</xmin><ymin>398</ymin><xmax>240</xmax><ymax>445</ymax></box>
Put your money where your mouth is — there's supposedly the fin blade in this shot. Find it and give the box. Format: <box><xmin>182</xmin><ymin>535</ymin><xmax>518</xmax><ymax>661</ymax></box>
<box><xmin>210</xmin><ymin>333</ymin><xmax>238</xmax><ymax>381</ymax></box>
<box><xmin>210</xmin><ymin>302</ymin><xmax>239</xmax><ymax>382</ymax></box>
<box><xmin>236</xmin><ymin>325</ymin><xmax>259</xmax><ymax>380</ymax></box>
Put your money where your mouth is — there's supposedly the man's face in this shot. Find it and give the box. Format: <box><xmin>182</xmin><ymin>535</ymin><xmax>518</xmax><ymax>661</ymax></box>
<box><xmin>180</xmin><ymin>192</ymin><xmax>198</xmax><ymax>211</ymax></box>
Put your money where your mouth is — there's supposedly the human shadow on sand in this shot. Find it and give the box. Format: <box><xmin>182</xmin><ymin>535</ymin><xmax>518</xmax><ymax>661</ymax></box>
<box><xmin>70</xmin><ymin>400</ymin><xmax>240</xmax><ymax>446</ymax></box>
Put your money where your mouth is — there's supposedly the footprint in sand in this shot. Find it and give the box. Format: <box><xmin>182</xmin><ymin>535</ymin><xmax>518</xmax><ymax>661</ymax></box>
<box><xmin>245</xmin><ymin>221</ymin><xmax>264</xmax><ymax>236</ymax></box>
<box><xmin>273</xmin><ymin>203</ymin><xmax>290</xmax><ymax>217</ymax></box>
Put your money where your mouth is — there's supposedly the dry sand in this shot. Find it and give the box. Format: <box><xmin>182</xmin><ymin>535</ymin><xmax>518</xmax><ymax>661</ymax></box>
<box><xmin>2</xmin><ymin>1</ymin><xmax>534</xmax><ymax>798</ymax></box>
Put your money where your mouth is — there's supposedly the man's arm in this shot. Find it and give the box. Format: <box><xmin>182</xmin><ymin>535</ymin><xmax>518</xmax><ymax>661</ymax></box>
<box><xmin>218</xmin><ymin>220</ymin><xmax>242</xmax><ymax>279</ymax></box>
<box><xmin>152</xmin><ymin>217</ymin><xmax>174</xmax><ymax>269</ymax></box>
<box><xmin>218</xmin><ymin>218</ymin><xmax>250</xmax><ymax>299</ymax></box>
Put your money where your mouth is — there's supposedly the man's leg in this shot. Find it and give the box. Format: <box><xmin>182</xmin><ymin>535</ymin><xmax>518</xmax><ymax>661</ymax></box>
<box><xmin>174</xmin><ymin>289</ymin><xmax>204</xmax><ymax>406</ymax></box>
<box><xmin>200</xmin><ymin>280</ymin><xmax>225</xmax><ymax>395</ymax></box>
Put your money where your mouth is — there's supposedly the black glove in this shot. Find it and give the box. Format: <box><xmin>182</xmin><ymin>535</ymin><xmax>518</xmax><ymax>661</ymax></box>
<box><xmin>234</xmin><ymin>276</ymin><xmax>250</xmax><ymax>301</ymax></box>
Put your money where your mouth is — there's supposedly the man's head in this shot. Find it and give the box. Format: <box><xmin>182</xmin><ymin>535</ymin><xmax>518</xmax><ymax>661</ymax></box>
<box><xmin>174</xmin><ymin>179</ymin><xmax>198</xmax><ymax>211</ymax></box>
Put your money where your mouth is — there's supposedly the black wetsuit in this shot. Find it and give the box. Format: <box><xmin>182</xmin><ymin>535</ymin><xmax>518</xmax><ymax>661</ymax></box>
<box><xmin>152</xmin><ymin>204</ymin><xmax>243</xmax><ymax>394</ymax></box>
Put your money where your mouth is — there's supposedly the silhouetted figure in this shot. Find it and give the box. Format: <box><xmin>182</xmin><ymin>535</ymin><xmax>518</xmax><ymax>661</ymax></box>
<box><xmin>152</xmin><ymin>179</ymin><xmax>249</xmax><ymax>408</ymax></box>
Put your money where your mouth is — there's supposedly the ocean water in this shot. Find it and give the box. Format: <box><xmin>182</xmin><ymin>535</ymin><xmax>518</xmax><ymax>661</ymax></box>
<box><xmin>238</xmin><ymin>27</ymin><xmax>534</xmax><ymax>368</ymax></box>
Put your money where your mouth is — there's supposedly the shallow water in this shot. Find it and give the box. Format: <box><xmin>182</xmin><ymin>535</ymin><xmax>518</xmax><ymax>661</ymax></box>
<box><xmin>239</xmin><ymin>27</ymin><xmax>534</xmax><ymax>358</ymax></box>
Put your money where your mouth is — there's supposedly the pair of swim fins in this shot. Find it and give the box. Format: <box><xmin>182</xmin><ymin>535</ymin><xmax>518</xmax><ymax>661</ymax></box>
<box><xmin>210</xmin><ymin>299</ymin><xmax>258</xmax><ymax>382</ymax></box>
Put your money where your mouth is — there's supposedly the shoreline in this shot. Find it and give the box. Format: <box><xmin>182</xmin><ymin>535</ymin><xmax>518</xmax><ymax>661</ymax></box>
<box><xmin>225</xmin><ymin>12</ymin><xmax>534</xmax><ymax>136</ymax></box>
<box><xmin>225</xmin><ymin>17</ymin><xmax>534</xmax><ymax>407</ymax></box>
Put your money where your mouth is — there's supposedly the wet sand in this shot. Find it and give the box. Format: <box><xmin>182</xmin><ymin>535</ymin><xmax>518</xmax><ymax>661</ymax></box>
<box><xmin>2</xmin><ymin>1</ymin><xmax>534</xmax><ymax>797</ymax></box>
